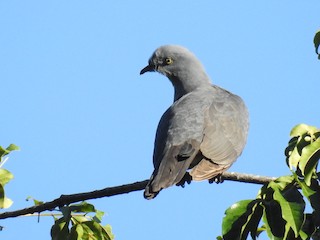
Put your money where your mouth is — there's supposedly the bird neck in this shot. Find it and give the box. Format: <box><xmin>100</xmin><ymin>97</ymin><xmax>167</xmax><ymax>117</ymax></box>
<box><xmin>169</xmin><ymin>71</ymin><xmax>211</xmax><ymax>102</ymax></box>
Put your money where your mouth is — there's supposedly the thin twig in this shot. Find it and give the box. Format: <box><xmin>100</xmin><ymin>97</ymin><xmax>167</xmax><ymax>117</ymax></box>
<box><xmin>0</xmin><ymin>172</ymin><xmax>276</xmax><ymax>220</ymax></box>
<box><xmin>221</xmin><ymin>172</ymin><xmax>276</xmax><ymax>184</ymax></box>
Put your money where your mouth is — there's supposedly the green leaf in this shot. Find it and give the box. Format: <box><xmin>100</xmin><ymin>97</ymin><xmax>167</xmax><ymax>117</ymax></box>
<box><xmin>102</xmin><ymin>225</ymin><xmax>115</xmax><ymax>240</ymax></box>
<box><xmin>273</xmin><ymin>186</ymin><xmax>305</xmax><ymax>237</ymax></box>
<box><xmin>256</xmin><ymin>224</ymin><xmax>267</xmax><ymax>238</ymax></box>
<box><xmin>1</xmin><ymin>197</ymin><xmax>13</xmax><ymax>209</ymax></box>
<box><xmin>268</xmin><ymin>179</ymin><xmax>305</xmax><ymax>237</ymax></box>
<box><xmin>69</xmin><ymin>201</ymin><xmax>96</xmax><ymax>213</ymax></box>
<box><xmin>286</xmin><ymin>137</ymin><xmax>300</xmax><ymax>169</ymax></box>
<box><xmin>285</xmin><ymin>124</ymin><xmax>319</xmax><ymax>171</ymax></box>
<box><xmin>5</xmin><ymin>144</ymin><xmax>20</xmax><ymax>152</ymax></box>
<box><xmin>285</xmin><ymin>124</ymin><xmax>320</xmax><ymax>184</ymax></box>
<box><xmin>26</xmin><ymin>196</ymin><xmax>44</xmax><ymax>206</ymax></box>
<box><xmin>262</xmin><ymin>199</ymin><xmax>286</xmax><ymax>239</ymax></box>
<box><xmin>93</xmin><ymin>210</ymin><xmax>105</xmax><ymax>223</ymax></box>
<box><xmin>295</xmin><ymin>178</ymin><xmax>320</xmax><ymax>229</ymax></box>
<box><xmin>301</xmin><ymin>214</ymin><xmax>316</xmax><ymax>239</ymax></box>
<box><xmin>69</xmin><ymin>223</ymin><xmax>84</xmax><ymax>240</ymax></box>
<box><xmin>0</xmin><ymin>184</ymin><xmax>13</xmax><ymax>209</ymax></box>
<box><xmin>298</xmin><ymin>231</ymin><xmax>310</xmax><ymax>240</ymax></box>
<box><xmin>0</xmin><ymin>147</ymin><xmax>10</xmax><ymax>158</ymax></box>
<box><xmin>247</xmin><ymin>203</ymin><xmax>264</xmax><ymax>239</ymax></box>
<box><xmin>0</xmin><ymin>144</ymin><xmax>20</xmax><ymax>158</ymax></box>
<box><xmin>260</xmin><ymin>182</ymin><xmax>286</xmax><ymax>238</ymax></box>
<box><xmin>290</xmin><ymin>124</ymin><xmax>318</xmax><ymax>138</ymax></box>
<box><xmin>261</xmin><ymin>179</ymin><xmax>305</xmax><ymax>239</ymax></box>
<box><xmin>222</xmin><ymin>199</ymin><xmax>253</xmax><ymax>235</ymax></box>
<box><xmin>0</xmin><ymin>169</ymin><xmax>13</xmax><ymax>186</ymax></box>
<box><xmin>294</xmin><ymin>176</ymin><xmax>319</xmax><ymax>203</ymax></box>
<box><xmin>51</xmin><ymin>217</ymin><xmax>70</xmax><ymax>240</ymax></box>
<box><xmin>314</xmin><ymin>31</ymin><xmax>320</xmax><ymax>56</ymax></box>
<box><xmin>273</xmin><ymin>176</ymin><xmax>295</xmax><ymax>190</ymax></box>
<box><xmin>71</xmin><ymin>215</ymin><xmax>90</xmax><ymax>224</ymax></box>
<box><xmin>53</xmin><ymin>202</ymin><xmax>113</xmax><ymax>240</ymax></box>
<box><xmin>297</xmin><ymin>179</ymin><xmax>316</xmax><ymax>199</ymax></box>
<box><xmin>81</xmin><ymin>221</ymin><xmax>104</xmax><ymax>240</ymax></box>
<box><xmin>287</xmin><ymin>146</ymin><xmax>301</xmax><ymax>170</ymax></box>
<box><xmin>298</xmin><ymin>138</ymin><xmax>320</xmax><ymax>185</ymax></box>
<box><xmin>222</xmin><ymin>199</ymin><xmax>263</xmax><ymax>240</ymax></box>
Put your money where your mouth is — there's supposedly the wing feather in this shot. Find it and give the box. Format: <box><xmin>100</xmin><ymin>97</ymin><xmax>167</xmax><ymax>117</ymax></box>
<box><xmin>190</xmin><ymin>86</ymin><xmax>249</xmax><ymax>181</ymax></box>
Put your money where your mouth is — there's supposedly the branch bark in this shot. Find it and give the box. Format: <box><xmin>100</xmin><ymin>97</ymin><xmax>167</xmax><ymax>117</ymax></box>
<box><xmin>0</xmin><ymin>172</ymin><xmax>276</xmax><ymax>220</ymax></box>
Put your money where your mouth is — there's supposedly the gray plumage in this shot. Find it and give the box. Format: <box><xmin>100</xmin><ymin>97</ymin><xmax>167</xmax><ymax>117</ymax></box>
<box><xmin>140</xmin><ymin>45</ymin><xmax>249</xmax><ymax>199</ymax></box>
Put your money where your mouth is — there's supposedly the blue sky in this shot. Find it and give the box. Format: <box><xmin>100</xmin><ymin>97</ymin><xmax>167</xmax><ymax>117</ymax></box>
<box><xmin>0</xmin><ymin>1</ymin><xmax>319</xmax><ymax>239</ymax></box>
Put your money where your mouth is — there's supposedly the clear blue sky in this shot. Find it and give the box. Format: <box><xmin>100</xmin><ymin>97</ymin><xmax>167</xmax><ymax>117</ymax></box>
<box><xmin>0</xmin><ymin>1</ymin><xmax>319</xmax><ymax>239</ymax></box>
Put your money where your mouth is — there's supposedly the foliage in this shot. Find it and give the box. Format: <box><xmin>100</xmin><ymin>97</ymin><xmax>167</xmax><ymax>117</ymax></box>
<box><xmin>0</xmin><ymin>144</ymin><xmax>19</xmax><ymax>209</ymax></box>
<box><xmin>314</xmin><ymin>30</ymin><xmax>320</xmax><ymax>59</ymax></box>
<box><xmin>219</xmin><ymin>124</ymin><xmax>320</xmax><ymax>240</ymax></box>
<box><xmin>0</xmin><ymin>144</ymin><xmax>114</xmax><ymax>240</ymax></box>
<box><xmin>51</xmin><ymin>201</ymin><xmax>114</xmax><ymax>240</ymax></box>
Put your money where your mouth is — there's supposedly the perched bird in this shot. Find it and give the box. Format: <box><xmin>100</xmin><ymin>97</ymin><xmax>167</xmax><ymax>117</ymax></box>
<box><xmin>140</xmin><ymin>45</ymin><xmax>249</xmax><ymax>199</ymax></box>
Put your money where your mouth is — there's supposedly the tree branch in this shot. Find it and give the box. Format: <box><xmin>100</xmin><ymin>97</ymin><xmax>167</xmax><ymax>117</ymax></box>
<box><xmin>0</xmin><ymin>172</ymin><xmax>276</xmax><ymax>220</ymax></box>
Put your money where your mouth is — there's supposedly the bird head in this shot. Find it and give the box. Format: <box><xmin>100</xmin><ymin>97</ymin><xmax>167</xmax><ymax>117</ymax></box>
<box><xmin>140</xmin><ymin>45</ymin><xmax>211</xmax><ymax>101</ymax></box>
<box><xmin>140</xmin><ymin>45</ymin><xmax>203</xmax><ymax>77</ymax></box>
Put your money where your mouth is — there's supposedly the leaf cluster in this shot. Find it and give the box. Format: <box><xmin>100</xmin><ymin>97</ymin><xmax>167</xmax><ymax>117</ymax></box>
<box><xmin>220</xmin><ymin>124</ymin><xmax>320</xmax><ymax>240</ymax></box>
<box><xmin>0</xmin><ymin>144</ymin><xmax>19</xmax><ymax>209</ymax></box>
<box><xmin>51</xmin><ymin>201</ymin><xmax>114</xmax><ymax>240</ymax></box>
<box><xmin>0</xmin><ymin>144</ymin><xmax>115</xmax><ymax>240</ymax></box>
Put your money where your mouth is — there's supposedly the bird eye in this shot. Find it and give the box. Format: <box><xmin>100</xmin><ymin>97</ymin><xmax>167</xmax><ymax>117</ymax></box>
<box><xmin>165</xmin><ymin>57</ymin><xmax>173</xmax><ymax>65</ymax></box>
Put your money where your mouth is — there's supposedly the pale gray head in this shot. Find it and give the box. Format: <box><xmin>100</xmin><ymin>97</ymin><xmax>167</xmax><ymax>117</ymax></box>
<box><xmin>140</xmin><ymin>45</ymin><xmax>211</xmax><ymax>101</ymax></box>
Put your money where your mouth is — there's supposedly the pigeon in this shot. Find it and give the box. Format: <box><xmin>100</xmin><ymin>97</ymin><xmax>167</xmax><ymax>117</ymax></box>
<box><xmin>140</xmin><ymin>45</ymin><xmax>249</xmax><ymax>199</ymax></box>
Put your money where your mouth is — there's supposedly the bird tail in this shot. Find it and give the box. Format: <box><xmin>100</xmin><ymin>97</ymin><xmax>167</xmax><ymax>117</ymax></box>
<box><xmin>144</xmin><ymin>146</ymin><xmax>200</xmax><ymax>199</ymax></box>
<box><xmin>144</xmin><ymin>174</ymin><xmax>160</xmax><ymax>199</ymax></box>
<box><xmin>144</xmin><ymin>159</ymin><xmax>190</xmax><ymax>199</ymax></box>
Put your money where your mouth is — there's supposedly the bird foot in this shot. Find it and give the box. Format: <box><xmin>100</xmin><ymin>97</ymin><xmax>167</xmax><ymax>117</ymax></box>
<box><xmin>208</xmin><ymin>174</ymin><xmax>224</xmax><ymax>184</ymax></box>
<box><xmin>176</xmin><ymin>172</ymin><xmax>192</xmax><ymax>188</ymax></box>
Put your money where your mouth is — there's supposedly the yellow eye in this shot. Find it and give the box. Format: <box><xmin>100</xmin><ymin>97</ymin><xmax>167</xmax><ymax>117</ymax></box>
<box><xmin>165</xmin><ymin>57</ymin><xmax>173</xmax><ymax>65</ymax></box>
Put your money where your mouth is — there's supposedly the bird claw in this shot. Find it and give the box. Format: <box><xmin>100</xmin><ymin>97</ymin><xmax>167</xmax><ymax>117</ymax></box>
<box><xmin>208</xmin><ymin>174</ymin><xmax>224</xmax><ymax>184</ymax></box>
<box><xmin>176</xmin><ymin>172</ymin><xmax>192</xmax><ymax>188</ymax></box>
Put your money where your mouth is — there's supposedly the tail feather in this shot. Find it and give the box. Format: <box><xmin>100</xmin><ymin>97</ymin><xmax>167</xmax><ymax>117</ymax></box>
<box><xmin>144</xmin><ymin>147</ymin><xmax>199</xmax><ymax>199</ymax></box>
<box><xmin>144</xmin><ymin>175</ymin><xmax>159</xmax><ymax>199</ymax></box>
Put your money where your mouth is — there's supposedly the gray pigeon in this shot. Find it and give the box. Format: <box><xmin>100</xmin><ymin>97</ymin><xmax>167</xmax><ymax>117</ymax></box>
<box><xmin>140</xmin><ymin>45</ymin><xmax>249</xmax><ymax>199</ymax></box>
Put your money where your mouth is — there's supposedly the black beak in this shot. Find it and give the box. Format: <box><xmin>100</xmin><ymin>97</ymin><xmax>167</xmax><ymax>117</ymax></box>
<box><xmin>140</xmin><ymin>64</ymin><xmax>155</xmax><ymax>75</ymax></box>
